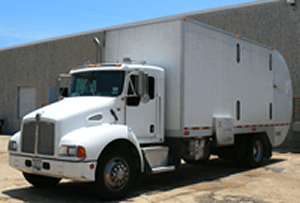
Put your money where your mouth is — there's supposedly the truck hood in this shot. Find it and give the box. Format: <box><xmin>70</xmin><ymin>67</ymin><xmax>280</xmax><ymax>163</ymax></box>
<box><xmin>23</xmin><ymin>97</ymin><xmax>117</xmax><ymax>122</ymax></box>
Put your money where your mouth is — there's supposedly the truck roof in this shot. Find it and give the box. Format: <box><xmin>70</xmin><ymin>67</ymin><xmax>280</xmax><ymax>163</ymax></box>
<box><xmin>69</xmin><ymin>62</ymin><xmax>164</xmax><ymax>75</ymax></box>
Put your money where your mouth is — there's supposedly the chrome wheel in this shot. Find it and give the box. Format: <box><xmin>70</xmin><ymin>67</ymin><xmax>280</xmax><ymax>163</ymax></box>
<box><xmin>104</xmin><ymin>157</ymin><xmax>129</xmax><ymax>191</ymax></box>
<box><xmin>253</xmin><ymin>140</ymin><xmax>263</xmax><ymax>163</ymax></box>
<box><xmin>95</xmin><ymin>149</ymin><xmax>135</xmax><ymax>200</ymax></box>
<box><xmin>244</xmin><ymin>135</ymin><xmax>265</xmax><ymax>168</ymax></box>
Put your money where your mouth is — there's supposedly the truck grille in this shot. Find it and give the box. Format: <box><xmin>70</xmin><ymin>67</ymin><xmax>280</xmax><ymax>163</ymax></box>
<box><xmin>21</xmin><ymin>121</ymin><xmax>55</xmax><ymax>155</ymax></box>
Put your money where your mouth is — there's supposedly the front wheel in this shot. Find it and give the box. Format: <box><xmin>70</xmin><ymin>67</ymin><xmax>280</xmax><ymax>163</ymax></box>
<box><xmin>23</xmin><ymin>172</ymin><xmax>61</xmax><ymax>187</ymax></box>
<box><xmin>244</xmin><ymin>135</ymin><xmax>264</xmax><ymax>168</ymax></box>
<box><xmin>94</xmin><ymin>149</ymin><xmax>135</xmax><ymax>200</ymax></box>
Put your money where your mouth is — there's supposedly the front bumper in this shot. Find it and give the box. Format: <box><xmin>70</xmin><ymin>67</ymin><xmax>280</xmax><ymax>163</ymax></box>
<box><xmin>9</xmin><ymin>154</ymin><xmax>97</xmax><ymax>181</ymax></box>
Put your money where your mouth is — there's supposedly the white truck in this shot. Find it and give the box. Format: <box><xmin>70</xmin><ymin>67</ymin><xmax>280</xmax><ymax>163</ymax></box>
<box><xmin>8</xmin><ymin>17</ymin><xmax>292</xmax><ymax>200</ymax></box>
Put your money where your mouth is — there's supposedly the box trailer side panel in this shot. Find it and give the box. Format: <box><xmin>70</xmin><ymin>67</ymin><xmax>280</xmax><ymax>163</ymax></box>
<box><xmin>104</xmin><ymin>20</ymin><xmax>183</xmax><ymax>134</ymax></box>
<box><xmin>182</xmin><ymin>20</ymin><xmax>292</xmax><ymax>147</ymax></box>
<box><xmin>182</xmin><ymin>20</ymin><xmax>273</xmax><ymax>137</ymax></box>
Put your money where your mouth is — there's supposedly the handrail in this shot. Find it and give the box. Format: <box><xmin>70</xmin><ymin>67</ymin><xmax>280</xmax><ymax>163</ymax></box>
<box><xmin>156</xmin><ymin>94</ymin><xmax>162</xmax><ymax>138</ymax></box>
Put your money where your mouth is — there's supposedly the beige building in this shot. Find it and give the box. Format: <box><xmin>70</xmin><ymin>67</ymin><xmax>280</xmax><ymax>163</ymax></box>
<box><xmin>0</xmin><ymin>0</ymin><xmax>299</xmax><ymax>148</ymax></box>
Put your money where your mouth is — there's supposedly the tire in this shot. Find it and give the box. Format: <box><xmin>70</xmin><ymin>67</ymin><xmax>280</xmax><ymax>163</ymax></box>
<box><xmin>244</xmin><ymin>135</ymin><xmax>264</xmax><ymax>168</ymax></box>
<box><xmin>94</xmin><ymin>149</ymin><xmax>135</xmax><ymax>200</ymax></box>
<box><xmin>23</xmin><ymin>172</ymin><xmax>61</xmax><ymax>187</ymax></box>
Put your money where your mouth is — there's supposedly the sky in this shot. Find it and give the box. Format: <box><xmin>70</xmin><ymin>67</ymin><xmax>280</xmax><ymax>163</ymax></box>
<box><xmin>0</xmin><ymin>0</ymin><xmax>255</xmax><ymax>49</ymax></box>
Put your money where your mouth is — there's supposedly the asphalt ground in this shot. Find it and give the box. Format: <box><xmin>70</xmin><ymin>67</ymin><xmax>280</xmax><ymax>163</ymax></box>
<box><xmin>1</xmin><ymin>135</ymin><xmax>300</xmax><ymax>203</ymax></box>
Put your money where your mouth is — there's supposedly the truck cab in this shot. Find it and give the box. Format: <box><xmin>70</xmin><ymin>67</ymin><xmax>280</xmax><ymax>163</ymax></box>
<box><xmin>8</xmin><ymin>61</ymin><xmax>166</xmax><ymax>199</ymax></box>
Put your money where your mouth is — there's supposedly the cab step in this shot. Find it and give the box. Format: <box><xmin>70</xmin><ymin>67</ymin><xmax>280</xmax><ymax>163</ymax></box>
<box><xmin>152</xmin><ymin>165</ymin><xmax>176</xmax><ymax>174</ymax></box>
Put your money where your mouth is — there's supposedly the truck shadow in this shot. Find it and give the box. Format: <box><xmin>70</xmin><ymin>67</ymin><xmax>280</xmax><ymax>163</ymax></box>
<box><xmin>274</xmin><ymin>148</ymin><xmax>300</xmax><ymax>154</ymax></box>
<box><xmin>129</xmin><ymin>157</ymin><xmax>284</xmax><ymax>197</ymax></box>
<box><xmin>2</xmin><ymin>157</ymin><xmax>284</xmax><ymax>203</ymax></box>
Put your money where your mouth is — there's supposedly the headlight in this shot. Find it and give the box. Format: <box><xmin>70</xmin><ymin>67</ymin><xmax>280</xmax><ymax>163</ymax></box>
<box><xmin>58</xmin><ymin>145</ymin><xmax>86</xmax><ymax>158</ymax></box>
<box><xmin>68</xmin><ymin>146</ymin><xmax>77</xmax><ymax>156</ymax></box>
<box><xmin>8</xmin><ymin>141</ymin><xmax>18</xmax><ymax>151</ymax></box>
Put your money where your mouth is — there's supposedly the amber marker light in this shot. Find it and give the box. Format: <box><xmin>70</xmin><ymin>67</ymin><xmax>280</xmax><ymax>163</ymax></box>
<box><xmin>183</xmin><ymin>17</ymin><xmax>188</xmax><ymax>21</ymax></box>
<box><xmin>184</xmin><ymin>131</ymin><xmax>189</xmax><ymax>136</ymax></box>
<box><xmin>72</xmin><ymin>67</ymin><xmax>76</xmax><ymax>71</ymax></box>
<box><xmin>96</xmin><ymin>64</ymin><xmax>101</xmax><ymax>67</ymax></box>
<box><xmin>237</xmin><ymin>35</ymin><xmax>240</xmax><ymax>39</ymax></box>
<box><xmin>77</xmin><ymin>146</ymin><xmax>86</xmax><ymax>158</ymax></box>
<box><xmin>115</xmin><ymin>64</ymin><xmax>121</xmax><ymax>67</ymax></box>
<box><xmin>90</xmin><ymin>64</ymin><xmax>95</xmax><ymax>67</ymax></box>
<box><xmin>85</xmin><ymin>65</ymin><xmax>89</xmax><ymax>68</ymax></box>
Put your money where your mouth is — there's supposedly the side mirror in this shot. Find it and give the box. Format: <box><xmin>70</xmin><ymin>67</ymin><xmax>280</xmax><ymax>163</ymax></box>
<box><xmin>56</xmin><ymin>73</ymin><xmax>71</xmax><ymax>100</ymax></box>
<box><xmin>138</xmin><ymin>71</ymin><xmax>150</xmax><ymax>103</ymax></box>
<box><xmin>59</xmin><ymin>87</ymin><xmax>69</xmax><ymax>97</ymax></box>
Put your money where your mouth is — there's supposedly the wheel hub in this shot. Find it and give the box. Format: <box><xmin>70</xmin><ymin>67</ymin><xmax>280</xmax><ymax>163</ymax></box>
<box><xmin>104</xmin><ymin>158</ymin><xmax>129</xmax><ymax>191</ymax></box>
<box><xmin>116</xmin><ymin>165</ymin><xmax>126</xmax><ymax>181</ymax></box>
<box><xmin>253</xmin><ymin>140</ymin><xmax>263</xmax><ymax>162</ymax></box>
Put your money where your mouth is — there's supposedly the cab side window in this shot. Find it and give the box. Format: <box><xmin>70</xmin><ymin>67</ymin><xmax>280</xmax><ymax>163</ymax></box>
<box><xmin>126</xmin><ymin>75</ymin><xmax>155</xmax><ymax>106</ymax></box>
<box><xmin>127</xmin><ymin>75</ymin><xmax>140</xmax><ymax>106</ymax></box>
<box><xmin>148</xmin><ymin>76</ymin><xmax>155</xmax><ymax>100</ymax></box>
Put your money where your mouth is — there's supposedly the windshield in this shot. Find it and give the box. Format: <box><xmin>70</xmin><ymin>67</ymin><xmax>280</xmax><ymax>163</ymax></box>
<box><xmin>69</xmin><ymin>71</ymin><xmax>125</xmax><ymax>97</ymax></box>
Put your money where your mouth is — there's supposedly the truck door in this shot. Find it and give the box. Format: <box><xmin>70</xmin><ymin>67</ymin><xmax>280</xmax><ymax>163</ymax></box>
<box><xmin>126</xmin><ymin>74</ymin><xmax>158</xmax><ymax>143</ymax></box>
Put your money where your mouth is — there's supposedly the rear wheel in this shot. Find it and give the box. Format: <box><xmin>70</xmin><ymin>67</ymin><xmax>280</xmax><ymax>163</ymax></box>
<box><xmin>244</xmin><ymin>135</ymin><xmax>264</xmax><ymax>168</ymax></box>
<box><xmin>94</xmin><ymin>149</ymin><xmax>135</xmax><ymax>200</ymax></box>
<box><xmin>23</xmin><ymin>172</ymin><xmax>61</xmax><ymax>187</ymax></box>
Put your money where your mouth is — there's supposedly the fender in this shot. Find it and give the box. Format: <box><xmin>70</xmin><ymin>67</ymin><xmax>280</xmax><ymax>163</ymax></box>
<box><xmin>59</xmin><ymin>123</ymin><xmax>144</xmax><ymax>172</ymax></box>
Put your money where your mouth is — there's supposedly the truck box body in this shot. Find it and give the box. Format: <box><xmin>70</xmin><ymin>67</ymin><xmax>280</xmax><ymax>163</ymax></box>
<box><xmin>8</xmin><ymin>17</ymin><xmax>293</xmax><ymax>199</ymax></box>
<box><xmin>104</xmin><ymin>18</ymin><xmax>292</xmax><ymax>147</ymax></box>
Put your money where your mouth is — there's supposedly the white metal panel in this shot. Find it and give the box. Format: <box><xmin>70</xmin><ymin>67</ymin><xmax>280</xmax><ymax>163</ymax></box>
<box><xmin>142</xmin><ymin>146</ymin><xmax>169</xmax><ymax>167</ymax></box>
<box><xmin>105</xmin><ymin>20</ymin><xmax>183</xmax><ymax>131</ymax></box>
<box><xmin>214</xmin><ymin>116</ymin><xmax>234</xmax><ymax>146</ymax></box>
<box><xmin>183</xmin><ymin>20</ymin><xmax>273</xmax><ymax>131</ymax></box>
<box><xmin>18</xmin><ymin>87</ymin><xmax>36</xmax><ymax>118</ymax></box>
<box><xmin>272</xmin><ymin>50</ymin><xmax>293</xmax><ymax>146</ymax></box>
<box><xmin>9</xmin><ymin>154</ymin><xmax>97</xmax><ymax>181</ymax></box>
<box><xmin>184</xmin><ymin>22</ymin><xmax>235</xmax><ymax>128</ymax></box>
<box><xmin>126</xmin><ymin>71</ymin><xmax>159</xmax><ymax>143</ymax></box>
<box><xmin>238</xmin><ymin>41</ymin><xmax>273</xmax><ymax>125</ymax></box>
<box><xmin>273</xmin><ymin>50</ymin><xmax>293</xmax><ymax>123</ymax></box>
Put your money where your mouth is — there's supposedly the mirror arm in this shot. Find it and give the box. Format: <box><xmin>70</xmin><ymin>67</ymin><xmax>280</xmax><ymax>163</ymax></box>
<box><xmin>121</xmin><ymin>94</ymin><xmax>140</xmax><ymax>101</ymax></box>
<box><xmin>127</xmin><ymin>74</ymin><xmax>138</xmax><ymax>97</ymax></box>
